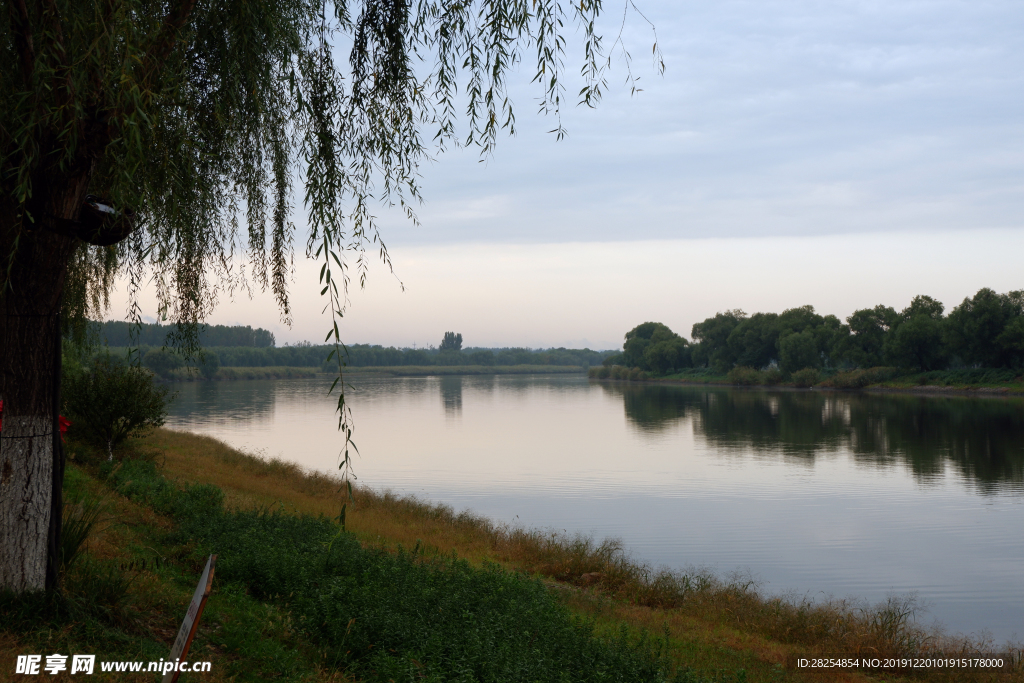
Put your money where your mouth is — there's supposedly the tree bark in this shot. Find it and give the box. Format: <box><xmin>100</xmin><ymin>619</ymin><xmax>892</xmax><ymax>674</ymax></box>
<box><xmin>1</xmin><ymin>199</ymin><xmax>79</xmax><ymax>593</ymax></box>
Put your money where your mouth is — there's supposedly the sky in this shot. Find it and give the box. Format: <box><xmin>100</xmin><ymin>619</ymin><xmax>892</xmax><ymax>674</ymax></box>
<box><xmin>109</xmin><ymin>0</ymin><xmax>1024</xmax><ymax>350</ymax></box>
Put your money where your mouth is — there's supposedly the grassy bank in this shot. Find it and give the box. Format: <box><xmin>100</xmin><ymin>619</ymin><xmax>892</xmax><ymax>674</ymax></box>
<box><xmin>3</xmin><ymin>430</ymin><xmax>1020</xmax><ymax>682</ymax></box>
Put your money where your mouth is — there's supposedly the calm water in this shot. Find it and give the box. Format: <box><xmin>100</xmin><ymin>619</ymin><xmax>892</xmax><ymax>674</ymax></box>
<box><xmin>165</xmin><ymin>375</ymin><xmax>1024</xmax><ymax>642</ymax></box>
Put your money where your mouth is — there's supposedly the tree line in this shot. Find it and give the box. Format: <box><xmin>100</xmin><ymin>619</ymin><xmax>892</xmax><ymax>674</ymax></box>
<box><xmin>113</xmin><ymin>342</ymin><xmax>612</xmax><ymax>377</ymax></box>
<box><xmin>605</xmin><ymin>287</ymin><xmax>1024</xmax><ymax>375</ymax></box>
<box><xmin>92</xmin><ymin>321</ymin><xmax>276</xmax><ymax>348</ymax></box>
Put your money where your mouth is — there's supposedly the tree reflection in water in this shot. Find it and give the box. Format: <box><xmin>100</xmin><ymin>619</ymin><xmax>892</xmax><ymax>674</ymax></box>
<box><xmin>439</xmin><ymin>376</ymin><xmax>463</xmax><ymax>417</ymax></box>
<box><xmin>602</xmin><ymin>383</ymin><xmax>1024</xmax><ymax>492</ymax></box>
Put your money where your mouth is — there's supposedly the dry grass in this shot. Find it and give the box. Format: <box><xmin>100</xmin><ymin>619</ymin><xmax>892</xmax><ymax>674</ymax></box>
<box><xmin>137</xmin><ymin>428</ymin><xmax>1024</xmax><ymax>682</ymax></box>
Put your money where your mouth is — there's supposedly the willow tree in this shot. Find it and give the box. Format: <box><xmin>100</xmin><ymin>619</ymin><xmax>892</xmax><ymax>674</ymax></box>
<box><xmin>0</xmin><ymin>0</ymin><xmax>659</xmax><ymax>592</ymax></box>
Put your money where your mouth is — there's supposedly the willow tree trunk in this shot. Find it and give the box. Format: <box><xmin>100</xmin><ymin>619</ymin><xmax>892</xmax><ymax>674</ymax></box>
<box><xmin>0</xmin><ymin>203</ymin><xmax>80</xmax><ymax>592</ymax></box>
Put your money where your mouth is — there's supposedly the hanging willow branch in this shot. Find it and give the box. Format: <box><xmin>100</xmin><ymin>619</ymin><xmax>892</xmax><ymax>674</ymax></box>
<box><xmin>1</xmin><ymin>0</ymin><xmax>658</xmax><ymax>484</ymax></box>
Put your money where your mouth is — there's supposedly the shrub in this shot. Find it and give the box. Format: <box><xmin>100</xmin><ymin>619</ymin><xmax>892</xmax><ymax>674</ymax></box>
<box><xmin>142</xmin><ymin>347</ymin><xmax>184</xmax><ymax>377</ymax></box>
<box><xmin>824</xmin><ymin>366</ymin><xmax>899</xmax><ymax>389</ymax></box>
<box><xmin>199</xmin><ymin>350</ymin><xmax>220</xmax><ymax>379</ymax></box>
<box><xmin>791</xmin><ymin>367</ymin><xmax>821</xmax><ymax>388</ymax></box>
<box><xmin>63</xmin><ymin>356</ymin><xmax>174</xmax><ymax>459</ymax></box>
<box><xmin>762</xmin><ymin>367</ymin><xmax>784</xmax><ymax>385</ymax></box>
<box><xmin>726</xmin><ymin>366</ymin><xmax>763</xmax><ymax>385</ymax></box>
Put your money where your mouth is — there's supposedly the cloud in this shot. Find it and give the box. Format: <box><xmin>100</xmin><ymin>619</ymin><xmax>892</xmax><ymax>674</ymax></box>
<box><xmin>367</xmin><ymin>0</ymin><xmax>1023</xmax><ymax>245</ymax></box>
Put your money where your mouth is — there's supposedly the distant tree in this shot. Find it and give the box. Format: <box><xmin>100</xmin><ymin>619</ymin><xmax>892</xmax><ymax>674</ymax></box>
<box><xmin>404</xmin><ymin>349</ymin><xmax>431</xmax><ymax>366</ymax></box>
<box><xmin>620</xmin><ymin>322</ymin><xmax>689</xmax><ymax>373</ymax></box>
<box><xmin>199</xmin><ymin>351</ymin><xmax>220</xmax><ymax>380</ymax></box>
<box><xmin>779</xmin><ymin>330</ymin><xmax>820</xmax><ymax>374</ymax></box>
<box><xmin>996</xmin><ymin>317</ymin><xmax>1024</xmax><ymax>368</ymax></box>
<box><xmin>886</xmin><ymin>315</ymin><xmax>946</xmax><ymax>371</ymax></box>
<box><xmin>691</xmin><ymin>310</ymin><xmax>746</xmax><ymax>373</ymax></box>
<box><xmin>643</xmin><ymin>338</ymin><xmax>691</xmax><ymax>374</ymax></box>
<box><xmin>813</xmin><ymin>314</ymin><xmax>846</xmax><ymax>369</ymax></box>
<box><xmin>776</xmin><ymin>305</ymin><xmax>823</xmax><ymax>339</ymax></box>
<box><xmin>946</xmin><ymin>288</ymin><xmax>1024</xmax><ymax>368</ymax></box>
<box><xmin>142</xmin><ymin>348</ymin><xmax>185</xmax><ymax>378</ymax></box>
<box><xmin>726</xmin><ymin>312</ymin><xmax>779</xmax><ymax>369</ymax></box>
<box><xmin>466</xmin><ymin>350</ymin><xmax>496</xmax><ymax>366</ymax></box>
<box><xmin>902</xmin><ymin>295</ymin><xmax>944</xmax><ymax>321</ymax></box>
<box><xmin>845</xmin><ymin>305</ymin><xmax>900</xmax><ymax>368</ymax></box>
<box><xmin>440</xmin><ymin>332</ymin><xmax>464</xmax><ymax>353</ymax></box>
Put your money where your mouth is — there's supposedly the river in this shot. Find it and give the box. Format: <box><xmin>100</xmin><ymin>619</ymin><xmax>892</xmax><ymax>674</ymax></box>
<box><xmin>164</xmin><ymin>374</ymin><xmax>1024</xmax><ymax>643</ymax></box>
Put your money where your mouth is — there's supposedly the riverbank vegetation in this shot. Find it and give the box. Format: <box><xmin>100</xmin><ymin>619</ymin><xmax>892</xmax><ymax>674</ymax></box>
<box><xmin>4</xmin><ymin>428</ymin><xmax>1019</xmax><ymax>682</ymax></box>
<box><xmin>596</xmin><ymin>288</ymin><xmax>1024</xmax><ymax>391</ymax></box>
<box><xmin>89</xmin><ymin>337</ymin><xmax>610</xmax><ymax>380</ymax></box>
<box><xmin>155</xmin><ymin>364</ymin><xmax>584</xmax><ymax>381</ymax></box>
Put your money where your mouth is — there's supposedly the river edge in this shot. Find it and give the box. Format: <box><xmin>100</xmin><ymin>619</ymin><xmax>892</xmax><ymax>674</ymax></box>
<box><xmin>594</xmin><ymin>376</ymin><xmax>1024</xmax><ymax>398</ymax></box>
<box><xmin>163</xmin><ymin>366</ymin><xmax>1024</xmax><ymax>398</ymax></box>
<box><xmin>32</xmin><ymin>427</ymin><xmax>1019</xmax><ymax>683</ymax></box>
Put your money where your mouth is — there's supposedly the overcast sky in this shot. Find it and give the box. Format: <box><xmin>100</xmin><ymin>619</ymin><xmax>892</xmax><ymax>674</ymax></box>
<box><xmin>111</xmin><ymin>0</ymin><xmax>1024</xmax><ymax>350</ymax></box>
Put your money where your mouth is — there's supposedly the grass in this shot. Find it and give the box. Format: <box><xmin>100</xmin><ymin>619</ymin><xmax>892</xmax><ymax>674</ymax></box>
<box><xmin>94</xmin><ymin>431</ymin><xmax>1024</xmax><ymax>680</ymax></box>
<box><xmin>3</xmin><ymin>431</ymin><xmax>1020</xmax><ymax>682</ymax></box>
<box><xmin>2</xmin><ymin>438</ymin><xmax>707</xmax><ymax>683</ymax></box>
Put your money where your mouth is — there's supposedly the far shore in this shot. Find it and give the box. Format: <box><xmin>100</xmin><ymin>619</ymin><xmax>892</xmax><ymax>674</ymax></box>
<box><xmin>156</xmin><ymin>364</ymin><xmax>587</xmax><ymax>381</ymax></box>
<box><xmin>154</xmin><ymin>363</ymin><xmax>1024</xmax><ymax>398</ymax></box>
<box><xmin>590</xmin><ymin>372</ymin><xmax>1024</xmax><ymax>398</ymax></box>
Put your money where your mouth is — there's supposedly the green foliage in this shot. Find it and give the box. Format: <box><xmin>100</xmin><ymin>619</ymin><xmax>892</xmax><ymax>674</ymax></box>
<box><xmin>778</xmin><ymin>331</ymin><xmax>820</xmax><ymax>374</ymax></box>
<box><xmin>790</xmin><ymin>367</ymin><xmax>821</xmax><ymax>388</ymax></box>
<box><xmin>199</xmin><ymin>350</ymin><xmax>220</xmax><ymax>379</ymax></box>
<box><xmin>622</xmin><ymin>322</ymin><xmax>690</xmax><ymax>374</ymax></box>
<box><xmin>105</xmin><ymin>458</ymin><xmax>696</xmax><ymax>682</ymax></box>
<box><xmin>685</xmin><ymin>288</ymin><xmax>1024</xmax><ymax>375</ymax></box>
<box><xmin>691</xmin><ymin>310</ymin><xmax>746</xmax><ymax>373</ymax></box>
<box><xmin>726</xmin><ymin>312</ymin><xmax>779</xmax><ymax>370</ymax></box>
<box><xmin>62</xmin><ymin>356</ymin><xmax>173</xmax><ymax>457</ymax></box>
<box><xmin>103</xmin><ymin>459</ymin><xmax>224</xmax><ymax>519</ymax></box>
<box><xmin>902</xmin><ymin>295</ymin><xmax>944</xmax><ymax>320</ymax></box>
<box><xmin>440</xmin><ymin>331</ymin><xmax>464</xmax><ymax>352</ymax></box>
<box><xmin>437</xmin><ymin>349</ymin><xmax>464</xmax><ymax>366</ymax></box>
<box><xmin>885</xmin><ymin>315</ymin><xmax>946</xmax><ymax>371</ymax></box>
<box><xmin>822</xmin><ymin>367</ymin><xmax>900</xmax><ymax>389</ymax></box>
<box><xmin>142</xmin><ymin>348</ymin><xmax>184</xmax><ymax>377</ymax></box>
<box><xmin>945</xmin><ymin>288</ymin><xmax>1024</xmax><ymax>368</ymax></box>
<box><xmin>465</xmin><ymin>349</ymin><xmax>496</xmax><ymax>366</ymax></box>
<box><xmin>644</xmin><ymin>338</ymin><xmax>691</xmax><ymax>374</ymax></box>
<box><xmin>841</xmin><ymin>305</ymin><xmax>899</xmax><ymax>368</ymax></box>
<box><xmin>589</xmin><ymin>366</ymin><xmax>651</xmax><ymax>381</ymax></box>
<box><xmin>726</xmin><ymin>366</ymin><xmax>763</xmax><ymax>386</ymax></box>
<box><xmin>60</xmin><ymin>490</ymin><xmax>106</xmax><ymax>577</ymax></box>
<box><xmin>91</xmin><ymin>321</ymin><xmax>276</xmax><ymax>348</ymax></box>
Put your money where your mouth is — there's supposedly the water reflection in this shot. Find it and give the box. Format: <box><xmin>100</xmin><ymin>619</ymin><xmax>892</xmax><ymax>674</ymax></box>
<box><xmin>604</xmin><ymin>383</ymin><xmax>1024</xmax><ymax>491</ymax></box>
<box><xmin>165</xmin><ymin>375</ymin><xmax>1024</xmax><ymax>640</ymax></box>
<box><xmin>168</xmin><ymin>379</ymin><xmax>276</xmax><ymax>424</ymax></box>
<box><xmin>439</xmin><ymin>376</ymin><xmax>463</xmax><ymax>416</ymax></box>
